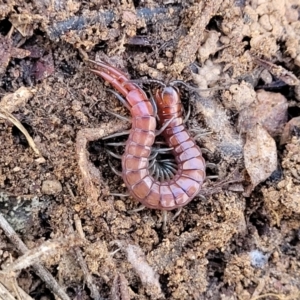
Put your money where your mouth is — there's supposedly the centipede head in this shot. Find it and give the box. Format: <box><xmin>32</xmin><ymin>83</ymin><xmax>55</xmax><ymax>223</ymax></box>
<box><xmin>155</xmin><ymin>86</ymin><xmax>180</xmax><ymax>107</ymax></box>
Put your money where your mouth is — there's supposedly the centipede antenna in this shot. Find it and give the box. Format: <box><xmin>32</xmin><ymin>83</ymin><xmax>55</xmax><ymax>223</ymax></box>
<box><xmin>183</xmin><ymin>103</ymin><xmax>191</xmax><ymax>124</ymax></box>
<box><xmin>102</xmin><ymin>130</ymin><xmax>131</xmax><ymax>140</ymax></box>
<box><xmin>172</xmin><ymin>208</ymin><xmax>183</xmax><ymax>221</ymax></box>
<box><xmin>170</xmin><ymin>80</ymin><xmax>229</xmax><ymax>92</ymax></box>
<box><xmin>106</xmin><ymin>88</ymin><xmax>131</xmax><ymax>111</ymax></box>
<box><xmin>125</xmin><ymin>79</ymin><xmax>166</xmax><ymax>88</ymax></box>
<box><xmin>127</xmin><ymin>205</ymin><xmax>146</xmax><ymax>214</ymax></box>
<box><xmin>155</xmin><ymin>116</ymin><xmax>176</xmax><ymax>136</ymax></box>
<box><xmin>148</xmin><ymin>90</ymin><xmax>158</xmax><ymax>118</ymax></box>
<box><xmin>110</xmin><ymin>192</ymin><xmax>130</xmax><ymax>197</ymax></box>
<box><xmin>108</xmin><ymin>160</ymin><xmax>122</xmax><ymax>176</ymax></box>
<box><xmin>169</xmin><ymin>80</ymin><xmax>200</xmax><ymax>90</ymax></box>
<box><xmin>106</xmin><ymin>149</ymin><xmax>122</xmax><ymax>159</ymax></box>
<box><xmin>105</xmin><ymin>141</ymin><xmax>127</xmax><ymax>146</ymax></box>
<box><xmin>107</xmin><ymin>110</ymin><xmax>131</xmax><ymax>122</ymax></box>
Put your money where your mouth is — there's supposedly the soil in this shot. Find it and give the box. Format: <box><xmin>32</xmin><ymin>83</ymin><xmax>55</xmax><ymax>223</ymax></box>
<box><xmin>0</xmin><ymin>0</ymin><xmax>300</xmax><ymax>299</ymax></box>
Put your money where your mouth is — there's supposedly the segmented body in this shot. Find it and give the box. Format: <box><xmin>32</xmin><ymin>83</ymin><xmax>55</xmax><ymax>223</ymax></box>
<box><xmin>89</xmin><ymin>60</ymin><xmax>206</xmax><ymax>210</ymax></box>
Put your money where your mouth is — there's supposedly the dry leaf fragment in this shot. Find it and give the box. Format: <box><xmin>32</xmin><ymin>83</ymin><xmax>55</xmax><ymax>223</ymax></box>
<box><xmin>9</xmin><ymin>13</ymin><xmax>35</xmax><ymax>37</ymax></box>
<box><xmin>0</xmin><ymin>86</ymin><xmax>34</xmax><ymax>113</ymax></box>
<box><xmin>238</xmin><ymin>89</ymin><xmax>288</xmax><ymax>137</ymax></box>
<box><xmin>254</xmin><ymin>57</ymin><xmax>300</xmax><ymax>86</ymax></box>
<box><xmin>244</xmin><ymin>124</ymin><xmax>277</xmax><ymax>190</ymax></box>
<box><xmin>280</xmin><ymin>116</ymin><xmax>300</xmax><ymax>145</ymax></box>
<box><xmin>0</xmin><ymin>34</ymin><xmax>31</xmax><ymax>75</ymax></box>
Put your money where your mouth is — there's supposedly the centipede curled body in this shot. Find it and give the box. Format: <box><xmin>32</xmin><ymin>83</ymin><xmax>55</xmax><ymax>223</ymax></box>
<box><xmin>89</xmin><ymin>60</ymin><xmax>206</xmax><ymax>210</ymax></box>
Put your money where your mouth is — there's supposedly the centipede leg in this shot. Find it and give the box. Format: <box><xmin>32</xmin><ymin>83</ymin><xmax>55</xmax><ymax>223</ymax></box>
<box><xmin>106</xmin><ymin>149</ymin><xmax>123</xmax><ymax>159</ymax></box>
<box><xmin>155</xmin><ymin>116</ymin><xmax>176</xmax><ymax>136</ymax></box>
<box><xmin>194</xmin><ymin>131</ymin><xmax>212</xmax><ymax>140</ymax></box>
<box><xmin>151</xmin><ymin>147</ymin><xmax>173</xmax><ymax>154</ymax></box>
<box><xmin>106</xmin><ymin>88</ymin><xmax>132</xmax><ymax>111</ymax></box>
<box><xmin>162</xmin><ymin>168</ymin><xmax>171</xmax><ymax>181</ymax></box>
<box><xmin>206</xmin><ymin>175</ymin><xmax>219</xmax><ymax>179</ymax></box>
<box><xmin>105</xmin><ymin>141</ymin><xmax>127</xmax><ymax>146</ymax></box>
<box><xmin>107</xmin><ymin>110</ymin><xmax>131</xmax><ymax>122</ymax></box>
<box><xmin>164</xmin><ymin>165</ymin><xmax>177</xmax><ymax>178</ymax></box>
<box><xmin>200</xmin><ymin>148</ymin><xmax>213</xmax><ymax>155</ymax></box>
<box><xmin>108</xmin><ymin>160</ymin><xmax>122</xmax><ymax>177</ymax></box>
<box><xmin>102</xmin><ymin>130</ymin><xmax>131</xmax><ymax>140</ymax></box>
<box><xmin>148</xmin><ymin>90</ymin><xmax>158</xmax><ymax>118</ymax></box>
<box><xmin>154</xmin><ymin>165</ymin><xmax>160</xmax><ymax>181</ymax></box>
<box><xmin>172</xmin><ymin>207</ymin><xmax>183</xmax><ymax>221</ymax></box>
<box><xmin>162</xmin><ymin>211</ymin><xmax>168</xmax><ymax>232</ymax></box>
<box><xmin>127</xmin><ymin>205</ymin><xmax>146</xmax><ymax>214</ymax></box>
<box><xmin>110</xmin><ymin>192</ymin><xmax>130</xmax><ymax>197</ymax></box>
<box><xmin>198</xmin><ymin>194</ymin><xmax>207</xmax><ymax>201</ymax></box>
<box><xmin>158</xmin><ymin>167</ymin><xmax>165</xmax><ymax>181</ymax></box>
<box><xmin>206</xmin><ymin>162</ymin><xmax>217</xmax><ymax>170</ymax></box>
<box><xmin>148</xmin><ymin>157</ymin><xmax>157</xmax><ymax>172</ymax></box>
<box><xmin>183</xmin><ymin>103</ymin><xmax>191</xmax><ymax>124</ymax></box>
<box><xmin>148</xmin><ymin>151</ymin><xmax>159</xmax><ymax>161</ymax></box>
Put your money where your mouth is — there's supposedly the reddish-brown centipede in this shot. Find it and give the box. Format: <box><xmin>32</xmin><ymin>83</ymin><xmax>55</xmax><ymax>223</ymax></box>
<box><xmin>89</xmin><ymin>60</ymin><xmax>206</xmax><ymax>210</ymax></box>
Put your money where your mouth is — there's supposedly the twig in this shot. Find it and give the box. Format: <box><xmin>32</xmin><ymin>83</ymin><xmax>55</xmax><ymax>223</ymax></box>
<box><xmin>74</xmin><ymin>247</ymin><xmax>103</xmax><ymax>300</ymax></box>
<box><xmin>74</xmin><ymin>214</ymin><xmax>85</xmax><ymax>239</ymax></box>
<box><xmin>47</xmin><ymin>7</ymin><xmax>180</xmax><ymax>41</ymax></box>
<box><xmin>0</xmin><ymin>212</ymin><xmax>71</xmax><ymax>300</ymax></box>
<box><xmin>0</xmin><ymin>282</ymin><xmax>16</xmax><ymax>300</ymax></box>
<box><xmin>111</xmin><ymin>274</ymin><xmax>130</xmax><ymax>300</ymax></box>
<box><xmin>68</xmin><ymin>217</ymin><xmax>103</xmax><ymax>300</ymax></box>
<box><xmin>76</xmin><ymin>122</ymin><xmax>128</xmax><ymax>203</ymax></box>
<box><xmin>2</xmin><ymin>237</ymin><xmax>82</xmax><ymax>273</ymax></box>
<box><xmin>0</xmin><ymin>272</ymin><xmax>33</xmax><ymax>300</ymax></box>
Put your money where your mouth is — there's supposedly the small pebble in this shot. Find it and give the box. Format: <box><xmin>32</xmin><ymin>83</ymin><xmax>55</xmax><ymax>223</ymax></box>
<box><xmin>156</xmin><ymin>62</ymin><xmax>164</xmax><ymax>70</ymax></box>
<box><xmin>35</xmin><ymin>157</ymin><xmax>46</xmax><ymax>164</ymax></box>
<box><xmin>249</xmin><ymin>249</ymin><xmax>268</xmax><ymax>268</ymax></box>
<box><xmin>42</xmin><ymin>180</ymin><xmax>62</xmax><ymax>195</ymax></box>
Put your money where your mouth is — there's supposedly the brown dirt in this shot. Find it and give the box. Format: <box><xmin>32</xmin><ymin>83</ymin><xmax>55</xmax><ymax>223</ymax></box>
<box><xmin>0</xmin><ymin>0</ymin><xmax>300</xmax><ymax>299</ymax></box>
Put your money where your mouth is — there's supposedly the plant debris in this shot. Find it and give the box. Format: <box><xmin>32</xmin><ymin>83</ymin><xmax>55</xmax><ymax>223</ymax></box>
<box><xmin>244</xmin><ymin>124</ymin><xmax>277</xmax><ymax>191</ymax></box>
<box><xmin>0</xmin><ymin>32</ymin><xmax>31</xmax><ymax>75</ymax></box>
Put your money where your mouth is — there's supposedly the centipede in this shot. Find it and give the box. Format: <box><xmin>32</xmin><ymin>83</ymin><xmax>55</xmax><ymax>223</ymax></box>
<box><xmin>89</xmin><ymin>59</ymin><xmax>206</xmax><ymax>210</ymax></box>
